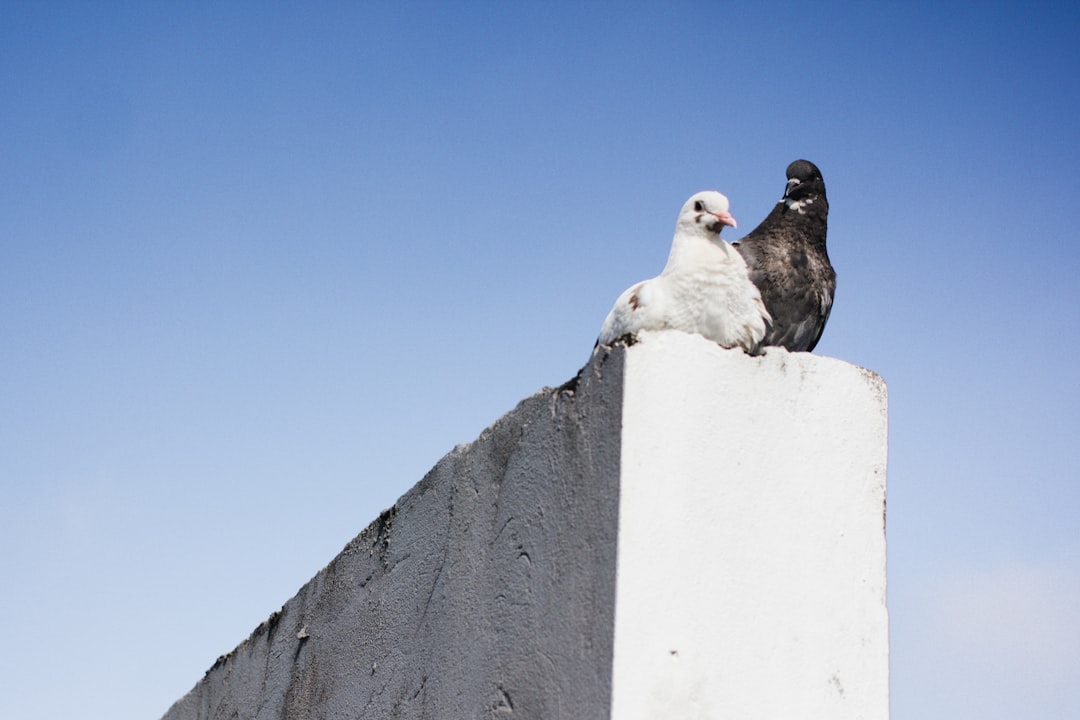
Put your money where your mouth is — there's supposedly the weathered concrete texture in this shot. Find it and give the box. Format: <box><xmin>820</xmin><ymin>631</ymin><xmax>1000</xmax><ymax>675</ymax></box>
<box><xmin>162</xmin><ymin>347</ymin><xmax>626</xmax><ymax>720</ymax></box>
<box><xmin>161</xmin><ymin>331</ymin><xmax>889</xmax><ymax>720</ymax></box>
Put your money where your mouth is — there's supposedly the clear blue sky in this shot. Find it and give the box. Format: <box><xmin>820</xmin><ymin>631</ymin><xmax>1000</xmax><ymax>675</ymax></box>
<box><xmin>2</xmin><ymin>3</ymin><xmax>1078</xmax><ymax>718</ymax></box>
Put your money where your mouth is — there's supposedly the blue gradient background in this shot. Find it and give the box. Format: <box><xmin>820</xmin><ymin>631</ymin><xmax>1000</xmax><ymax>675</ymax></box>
<box><xmin>2</xmin><ymin>3</ymin><xmax>1077</xmax><ymax>718</ymax></box>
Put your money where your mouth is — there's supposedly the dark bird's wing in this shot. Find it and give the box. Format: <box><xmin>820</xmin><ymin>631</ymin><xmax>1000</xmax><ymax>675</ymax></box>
<box><xmin>759</xmin><ymin>260</ymin><xmax>834</xmax><ymax>351</ymax></box>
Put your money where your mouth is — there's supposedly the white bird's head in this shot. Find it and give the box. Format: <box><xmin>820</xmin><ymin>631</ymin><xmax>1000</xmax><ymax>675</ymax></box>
<box><xmin>678</xmin><ymin>191</ymin><xmax>738</xmax><ymax>236</ymax></box>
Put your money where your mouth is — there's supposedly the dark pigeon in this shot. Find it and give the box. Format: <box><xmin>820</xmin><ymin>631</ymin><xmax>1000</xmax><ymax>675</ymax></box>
<box><xmin>735</xmin><ymin>159</ymin><xmax>836</xmax><ymax>352</ymax></box>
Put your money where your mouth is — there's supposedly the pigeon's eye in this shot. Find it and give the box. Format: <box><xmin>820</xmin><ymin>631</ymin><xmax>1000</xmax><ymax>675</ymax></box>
<box><xmin>693</xmin><ymin>200</ymin><xmax>704</xmax><ymax>212</ymax></box>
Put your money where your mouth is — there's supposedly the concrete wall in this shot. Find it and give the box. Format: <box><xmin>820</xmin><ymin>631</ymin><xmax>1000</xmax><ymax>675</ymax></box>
<box><xmin>610</xmin><ymin>331</ymin><xmax>889</xmax><ymax>719</ymax></box>
<box><xmin>161</xmin><ymin>331</ymin><xmax>888</xmax><ymax>720</ymax></box>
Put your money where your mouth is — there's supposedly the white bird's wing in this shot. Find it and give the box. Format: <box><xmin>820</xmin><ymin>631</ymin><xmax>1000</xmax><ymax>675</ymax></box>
<box><xmin>598</xmin><ymin>279</ymin><xmax>658</xmax><ymax>345</ymax></box>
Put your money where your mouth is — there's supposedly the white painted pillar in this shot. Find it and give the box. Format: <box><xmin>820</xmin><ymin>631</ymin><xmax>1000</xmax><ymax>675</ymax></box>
<box><xmin>610</xmin><ymin>331</ymin><xmax>889</xmax><ymax>719</ymax></box>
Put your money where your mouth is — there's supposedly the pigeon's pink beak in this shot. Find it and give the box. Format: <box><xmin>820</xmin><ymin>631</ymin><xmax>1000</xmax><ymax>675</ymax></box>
<box><xmin>713</xmin><ymin>211</ymin><xmax>737</xmax><ymax>229</ymax></box>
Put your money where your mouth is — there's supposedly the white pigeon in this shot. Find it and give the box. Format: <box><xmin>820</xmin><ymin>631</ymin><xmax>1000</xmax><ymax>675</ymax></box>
<box><xmin>597</xmin><ymin>190</ymin><xmax>771</xmax><ymax>353</ymax></box>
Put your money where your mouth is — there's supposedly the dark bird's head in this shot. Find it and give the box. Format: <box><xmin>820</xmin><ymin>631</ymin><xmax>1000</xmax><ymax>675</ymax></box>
<box><xmin>783</xmin><ymin>159</ymin><xmax>827</xmax><ymax>208</ymax></box>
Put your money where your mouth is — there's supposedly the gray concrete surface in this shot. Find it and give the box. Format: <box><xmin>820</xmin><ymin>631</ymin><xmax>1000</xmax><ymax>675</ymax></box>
<box><xmin>162</xmin><ymin>345</ymin><xmax>625</xmax><ymax>720</ymax></box>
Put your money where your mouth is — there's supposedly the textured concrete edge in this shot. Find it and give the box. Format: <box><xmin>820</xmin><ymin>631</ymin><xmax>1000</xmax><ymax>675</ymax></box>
<box><xmin>159</xmin><ymin>344</ymin><xmax>629</xmax><ymax>720</ymax></box>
